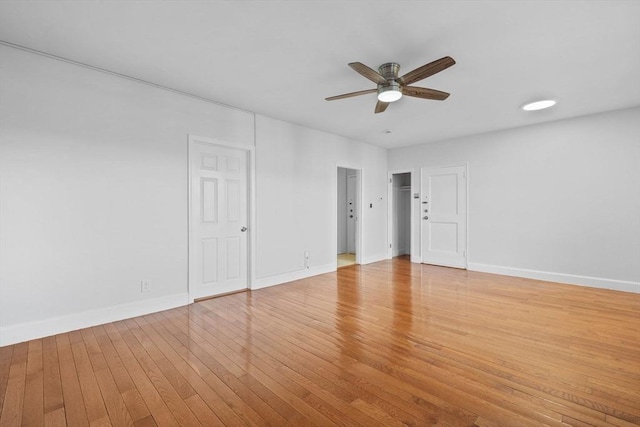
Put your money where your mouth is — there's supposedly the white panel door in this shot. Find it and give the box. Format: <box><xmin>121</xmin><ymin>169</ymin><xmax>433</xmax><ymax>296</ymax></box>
<box><xmin>421</xmin><ymin>166</ymin><xmax>467</xmax><ymax>268</ymax></box>
<box><xmin>189</xmin><ymin>141</ymin><xmax>248</xmax><ymax>300</ymax></box>
<box><xmin>346</xmin><ymin>174</ymin><xmax>357</xmax><ymax>254</ymax></box>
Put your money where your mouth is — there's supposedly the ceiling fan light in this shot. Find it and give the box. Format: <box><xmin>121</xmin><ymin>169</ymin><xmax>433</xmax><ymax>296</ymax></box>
<box><xmin>522</xmin><ymin>99</ymin><xmax>556</xmax><ymax>111</ymax></box>
<box><xmin>378</xmin><ymin>83</ymin><xmax>402</xmax><ymax>103</ymax></box>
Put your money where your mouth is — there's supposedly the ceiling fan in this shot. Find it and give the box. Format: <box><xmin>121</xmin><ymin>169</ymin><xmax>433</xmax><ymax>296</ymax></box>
<box><xmin>326</xmin><ymin>56</ymin><xmax>456</xmax><ymax>113</ymax></box>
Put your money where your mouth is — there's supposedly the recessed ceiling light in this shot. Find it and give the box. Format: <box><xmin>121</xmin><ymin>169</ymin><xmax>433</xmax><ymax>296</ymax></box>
<box><xmin>522</xmin><ymin>99</ymin><xmax>556</xmax><ymax>111</ymax></box>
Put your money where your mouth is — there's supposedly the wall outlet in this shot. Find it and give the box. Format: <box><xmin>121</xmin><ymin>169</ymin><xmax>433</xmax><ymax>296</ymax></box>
<box><xmin>140</xmin><ymin>280</ymin><xmax>151</xmax><ymax>293</ymax></box>
<box><xmin>304</xmin><ymin>251</ymin><xmax>310</xmax><ymax>269</ymax></box>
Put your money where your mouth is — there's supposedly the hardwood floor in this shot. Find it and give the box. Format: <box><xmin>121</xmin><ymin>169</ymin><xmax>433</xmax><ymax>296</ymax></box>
<box><xmin>1</xmin><ymin>257</ymin><xmax>639</xmax><ymax>426</ymax></box>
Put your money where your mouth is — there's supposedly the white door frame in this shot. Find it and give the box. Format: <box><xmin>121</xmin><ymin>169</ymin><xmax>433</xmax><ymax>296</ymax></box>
<box><xmin>187</xmin><ymin>134</ymin><xmax>256</xmax><ymax>302</ymax></box>
<box><xmin>387</xmin><ymin>169</ymin><xmax>415</xmax><ymax>260</ymax></box>
<box><xmin>419</xmin><ymin>163</ymin><xmax>469</xmax><ymax>268</ymax></box>
<box><xmin>335</xmin><ymin>165</ymin><xmax>363</xmax><ymax>266</ymax></box>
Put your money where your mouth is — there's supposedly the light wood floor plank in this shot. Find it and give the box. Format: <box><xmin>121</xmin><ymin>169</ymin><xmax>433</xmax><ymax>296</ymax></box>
<box><xmin>22</xmin><ymin>339</ymin><xmax>44</xmax><ymax>426</ymax></box>
<box><xmin>42</xmin><ymin>336</ymin><xmax>64</xmax><ymax>418</ymax></box>
<box><xmin>1</xmin><ymin>258</ymin><xmax>639</xmax><ymax>426</ymax></box>
<box><xmin>220</xmin><ymin>300</ymin><xmax>478</xmax><ymax>425</ymax></box>
<box><xmin>183</xmin><ymin>395</ymin><xmax>224</xmax><ymax>427</ymax></box>
<box><xmin>102</xmin><ymin>323</ymin><xmax>179</xmax><ymax>426</ymax></box>
<box><xmin>92</xmin><ymin>367</ymin><xmax>134</xmax><ymax>427</ymax></box>
<box><xmin>214</xmin><ymin>294</ymin><xmax>540</xmax><ymax>425</ymax></box>
<box><xmin>139</xmin><ymin>313</ymin><xmax>256</xmax><ymax>427</ymax></box>
<box><xmin>158</xmin><ymin>308</ymin><xmax>339</xmax><ymax>426</ymax></box>
<box><xmin>187</xmin><ymin>300</ymin><xmax>431</xmax><ymax>425</ymax></box>
<box><xmin>0</xmin><ymin>346</ymin><xmax>14</xmax><ymax>421</ymax></box>
<box><xmin>91</xmin><ymin>325</ymin><xmax>151</xmax><ymax>424</ymax></box>
<box><xmin>56</xmin><ymin>334</ymin><xmax>90</xmax><ymax>427</ymax></box>
<box><xmin>152</xmin><ymin>309</ymin><xmax>293</xmax><ymax>426</ymax></box>
<box><xmin>0</xmin><ymin>342</ymin><xmax>27</xmax><ymax>427</ymax></box>
<box><xmin>68</xmin><ymin>330</ymin><xmax>111</xmax><ymax>425</ymax></box>
<box><xmin>43</xmin><ymin>407</ymin><xmax>66</xmax><ymax>427</ymax></box>
<box><xmin>132</xmin><ymin>315</ymin><xmax>248</xmax><ymax>427</ymax></box>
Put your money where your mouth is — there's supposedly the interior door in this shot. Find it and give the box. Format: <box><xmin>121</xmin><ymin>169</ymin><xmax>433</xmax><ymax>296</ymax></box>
<box><xmin>420</xmin><ymin>165</ymin><xmax>467</xmax><ymax>268</ymax></box>
<box><xmin>189</xmin><ymin>141</ymin><xmax>248</xmax><ymax>301</ymax></box>
<box><xmin>346</xmin><ymin>174</ymin><xmax>357</xmax><ymax>254</ymax></box>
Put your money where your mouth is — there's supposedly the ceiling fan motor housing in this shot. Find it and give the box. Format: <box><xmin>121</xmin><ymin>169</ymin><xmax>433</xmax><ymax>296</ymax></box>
<box><xmin>377</xmin><ymin>63</ymin><xmax>402</xmax><ymax>102</ymax></box>
<box><xmin>378</xmin><ymin>62</ymin><xmax>401</xmax><ymax>83</ymax></box>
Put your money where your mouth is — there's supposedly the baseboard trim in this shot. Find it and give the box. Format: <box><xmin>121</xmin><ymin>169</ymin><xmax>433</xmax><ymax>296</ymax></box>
<box><xmin>467</xmin><ymin>262</ymin><xmax>640</xmax><ymax>293</ymax></box>
<box><xmin>252</xmin><ymin>263</ymin><xmax>336</xmax><ymax>290</ymax></box>
<box><xmin>0</xmin><ymin>292</ymin><xmax>189</xmax><ymax>347</ymax></box>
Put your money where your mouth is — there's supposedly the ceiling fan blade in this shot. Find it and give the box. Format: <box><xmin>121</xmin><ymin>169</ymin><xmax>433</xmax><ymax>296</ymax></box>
<box><xmin>398</xmin><ymin>56</ymin><xmax>455</xmax><ymax>86</ymax></box>
<box><xmin>349</xmin><ymin>62</ymin><xmax>388</xmax><ymax>85</ymax></box>
<box><xmin>402</xmin><ymin>86</ymin><xmax>450</xmax><ymax>100</ymax></box>
<box><xmin>375</xmin><ymin>100</ymin><xmax>389</xmax><ymax>113</ymax></box>
<box><xmin>325</xmin><ymin>88</ymin><xmax>377</xmax><ymax>101</ymax></box>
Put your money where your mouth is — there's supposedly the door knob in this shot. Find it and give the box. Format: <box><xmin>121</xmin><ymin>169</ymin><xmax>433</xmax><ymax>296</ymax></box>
<box><xmin>423</xmin><ymin>216</ymin><xmax>429</xmax><ymax>220</ymax></box>
<box><xmin>240</xmin><ymin>226</ymin><xmax>247</xmax><ymax>232</ymax></box>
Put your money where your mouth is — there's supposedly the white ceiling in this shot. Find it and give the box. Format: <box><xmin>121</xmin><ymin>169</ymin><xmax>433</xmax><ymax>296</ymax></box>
<box><xmin>1</xmin><ymin>1</ymin><xmax>639</xmax><ymax>149</ymax></box>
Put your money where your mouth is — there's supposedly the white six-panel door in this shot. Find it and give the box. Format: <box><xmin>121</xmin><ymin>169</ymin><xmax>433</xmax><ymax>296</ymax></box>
<box><xmin>189</xmin><ymin>140</ymin><xmax>248</xmax><ymax>301</ymax></box>
<box><xmin>421</xmin><ymin>165</ymin><xmax>467</xmax><ymax>268</ymax></box>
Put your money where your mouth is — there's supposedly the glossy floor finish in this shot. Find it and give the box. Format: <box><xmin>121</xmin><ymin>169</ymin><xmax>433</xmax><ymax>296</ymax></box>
<box><xmin>1</xmin><ymin>258</ymin><xmax>639</xmax><ymax>426</ymax></box>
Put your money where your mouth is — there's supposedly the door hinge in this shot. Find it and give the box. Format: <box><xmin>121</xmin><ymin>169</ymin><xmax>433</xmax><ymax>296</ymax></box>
<box><xmin>389</xmin><ymin>178</ymin><xmax>392</xmax><ymax>183</ymax></box>
<box><xmin>463</xmin><ymin>171</ymin><xmax>466</xmax><ymax>179</ymax></box>
<box><xmin>463</xmin><ymin>250</ymin><xmax>466</xmax><ymax>258</ymax></box>
<box><xmin>389</xmin><ymin>244</ymin><xmax>392</xmax><ymax>248</ymax></box>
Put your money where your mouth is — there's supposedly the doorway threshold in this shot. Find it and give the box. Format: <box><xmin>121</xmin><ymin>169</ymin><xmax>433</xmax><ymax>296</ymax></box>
<box><xmin>337</xmin><ymin>253</ymin><xmax>356</xmax><ymax>268</ymax></box>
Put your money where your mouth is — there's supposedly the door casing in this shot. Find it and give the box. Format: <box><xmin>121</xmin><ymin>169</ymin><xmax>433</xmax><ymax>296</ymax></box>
<box><xmin>336</xmin><ymin>166</ymin><xmax>363</xmax><ymax>266</ymax></box>
<box><xmin>387</xmin><ymin>169</ymin><xmax>415</xmax><ymax>260</ymax></box>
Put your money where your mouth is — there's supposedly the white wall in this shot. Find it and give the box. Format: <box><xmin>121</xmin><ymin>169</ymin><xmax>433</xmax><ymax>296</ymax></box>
<box><xmin>0</xmin><ymin>45</ymin><xmax>389</xmax><ymax>345</ymax></box>
<box><xmin>254</xmin><ymin>115</ymin><xmax>388</xmax><ymax>287</ymax></box>
<box><xmin>389</xmin><ymin>107</ymin><xmax>640</xmax><ymax>292</ymax></box>
<box><xmin>0</xmin><ymin>45</ymin><xmax>255</xmax><ymax>345</ymax></box>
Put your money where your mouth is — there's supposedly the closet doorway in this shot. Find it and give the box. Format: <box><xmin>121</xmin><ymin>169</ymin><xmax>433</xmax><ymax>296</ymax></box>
<box><xmin>337</xmin><ymin>167</ymin><xmax>361</xmax><ymax>268</ymax></box>
<box><xmin>390</xmin><ymin>172</ymin><xmax>412</xmax><ymax>258</ymax></box>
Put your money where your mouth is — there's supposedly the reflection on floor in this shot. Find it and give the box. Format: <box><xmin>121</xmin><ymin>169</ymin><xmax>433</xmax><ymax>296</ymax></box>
<box><xmin>337</xmin><ymin>252</ymin><xmax>356</xmax><ymax>268</ymax></box>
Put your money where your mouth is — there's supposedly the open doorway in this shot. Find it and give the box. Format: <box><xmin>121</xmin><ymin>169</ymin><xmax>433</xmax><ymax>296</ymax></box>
<box><xmin>337</xmin><ymin>167</ymin><xmax>361</xmax><ymax>268</ymax></box>
<box><xmin>390</xmin><ymin>172</ymin><xmax>412</xmax><ymax>258</ymax></box>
